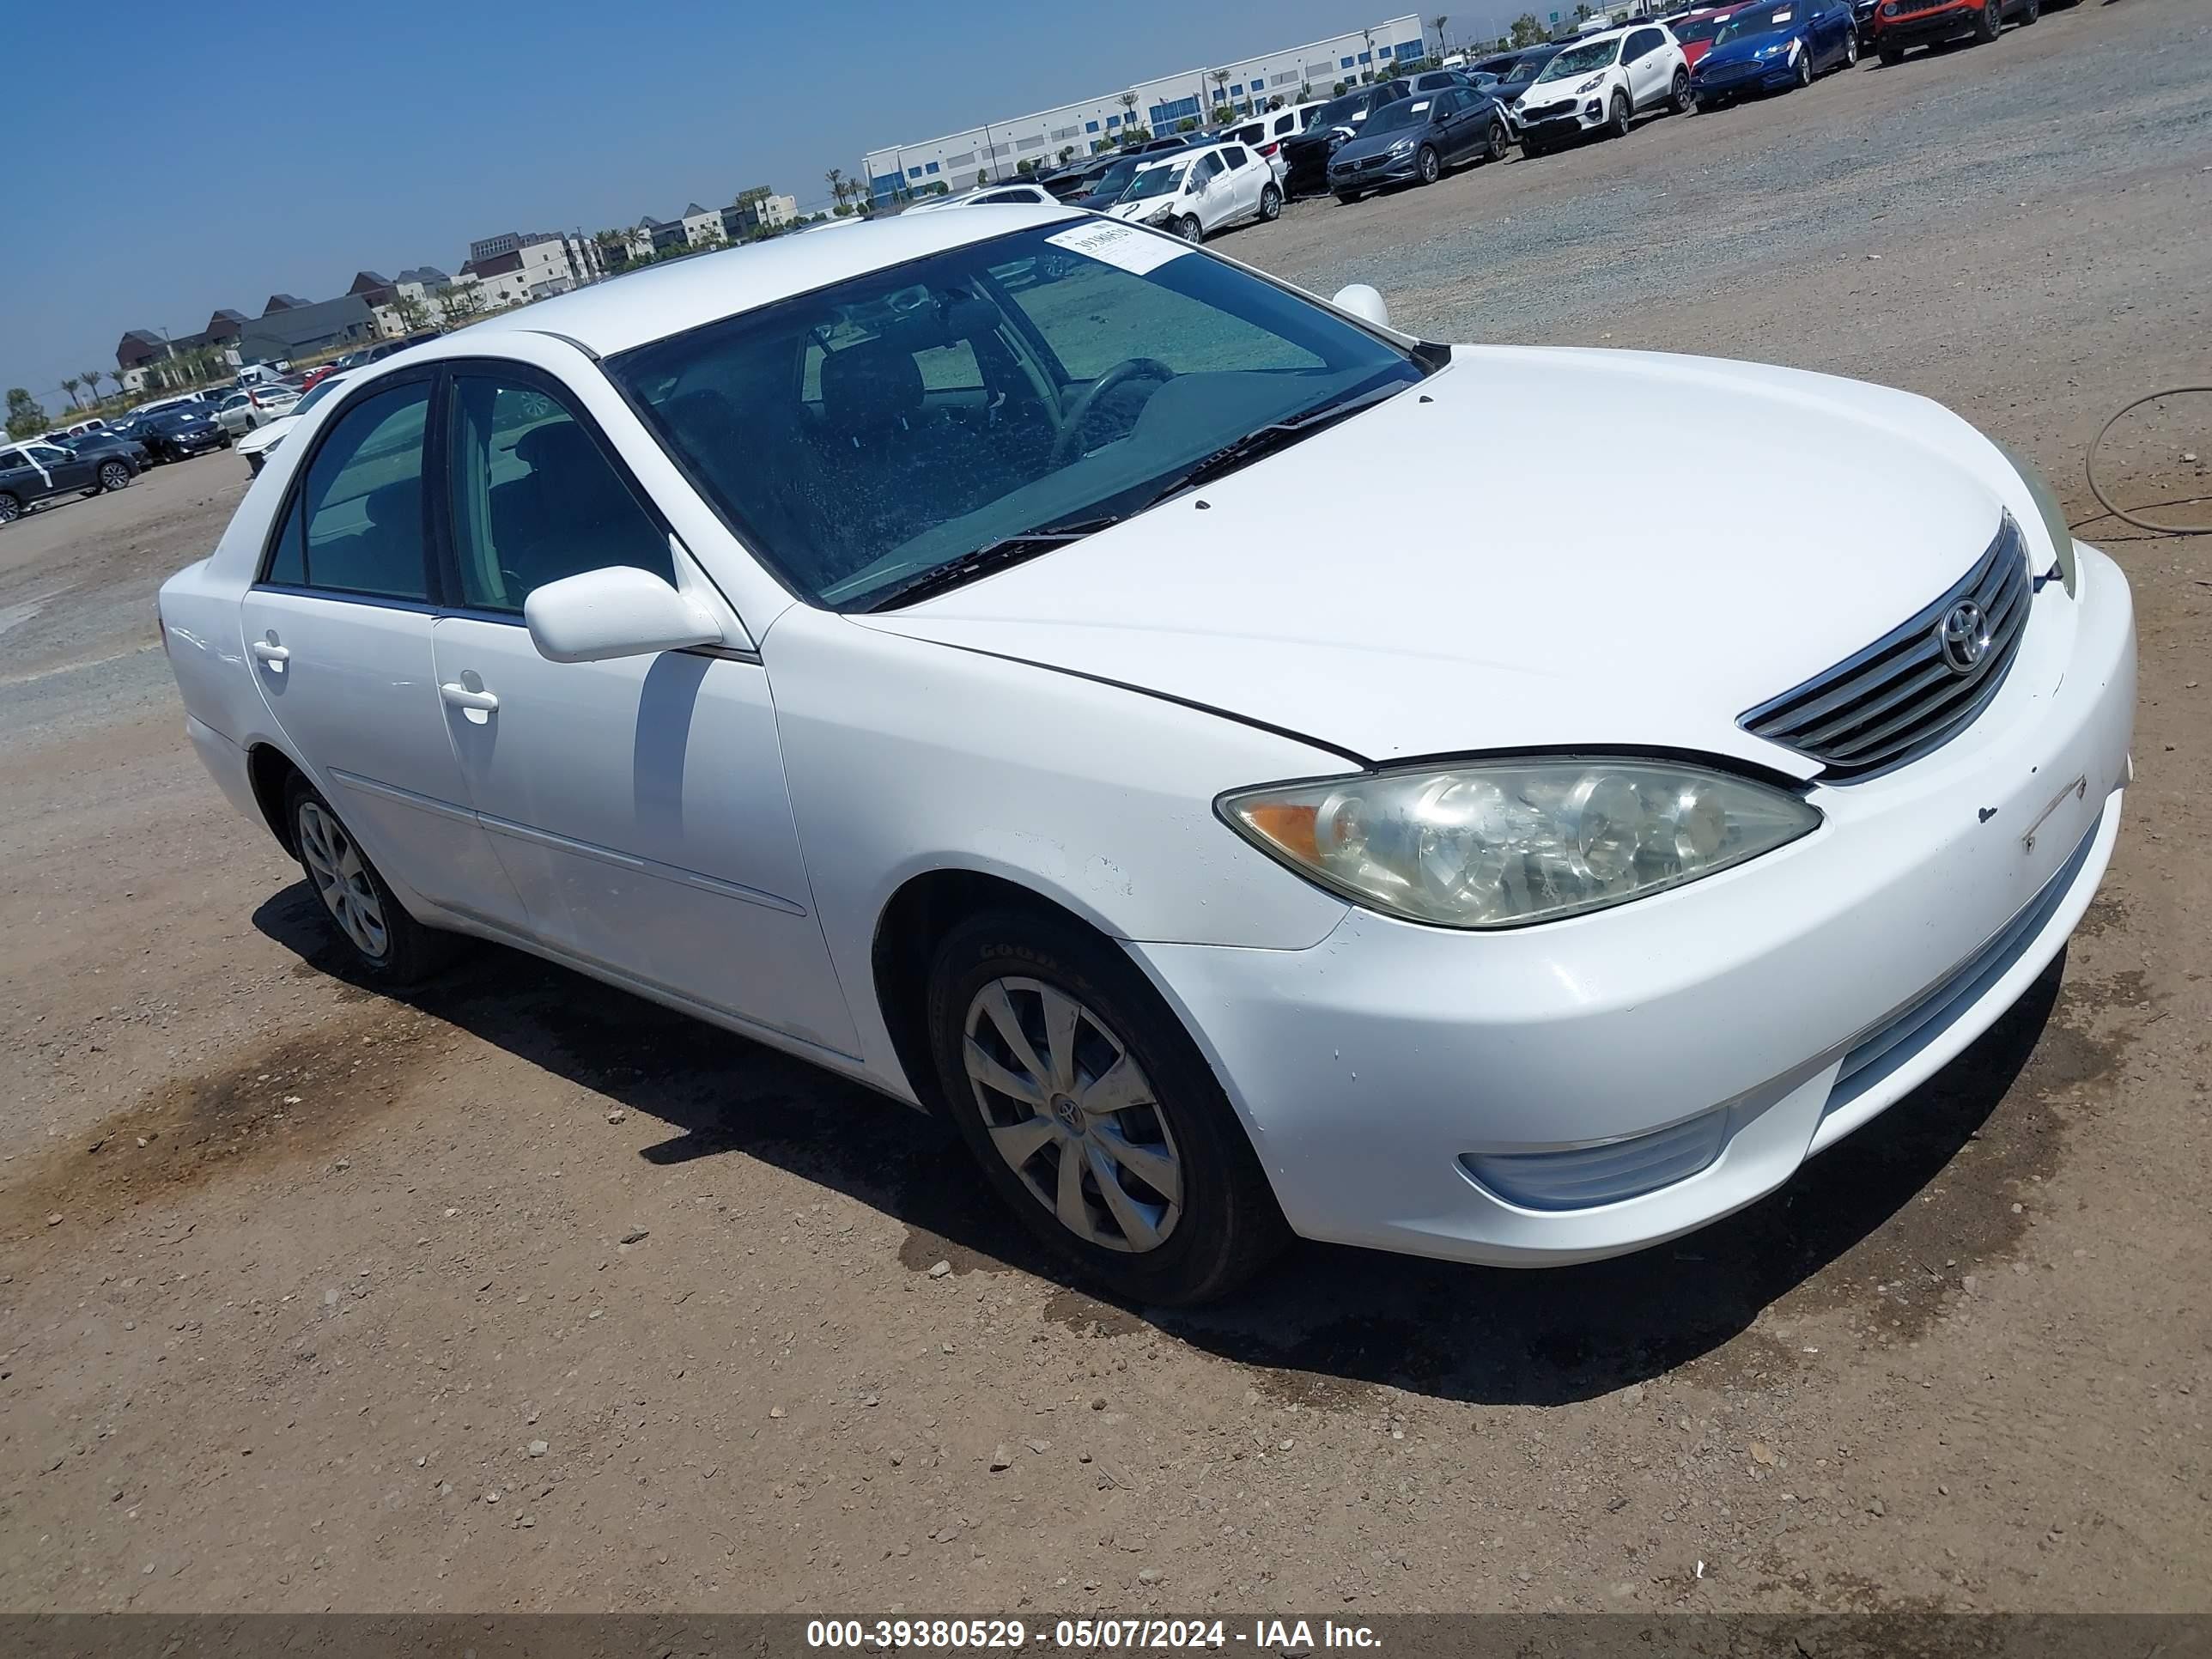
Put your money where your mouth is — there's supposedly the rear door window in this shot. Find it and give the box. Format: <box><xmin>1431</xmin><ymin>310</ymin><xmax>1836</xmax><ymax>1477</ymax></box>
<box><xmin>264</xmin><ymin>381</ymin><xmax>433</xmax><ymax>599</ymax></box>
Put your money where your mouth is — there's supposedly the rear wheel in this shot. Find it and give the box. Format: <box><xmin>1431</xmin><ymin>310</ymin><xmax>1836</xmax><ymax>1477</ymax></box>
<box><xmin>285</xmin><ymin>776</ymin><xmax>453</xmax><ymax>986</ymax></box>
<box><xmin>1796</xmin><ymin>46</ymin><xmax>1814</xmax><ymax>85</ymax></box>
<box><xmin>2018</xmin><ymin>0</ymin><xmax>2039</xmax><ymax>22</ymax></box>
<box><xmin>1607</xmin><ymin>91</ymin><xmax>1631</xmax><ymax>138</ymax></box>
<box><xmin>1257</xmin><ymin>183</ymin><xmax>1282</xmax><ymax>221</ymax></box>
<box><xmin>1670</xmin><ymin>69</ymin><xmax>1692</xmax><ymax>112</ymax></box>
<box><xmin>927</xmin><ymin>909</ymin><xmax>1289</xmax><ymax>1305</ymax></box>
<box><xmin>1844</xmin><ymin>27</ymin><xmax>1861</xmax><ymax>64</ymax></box>
<box><xmin>98</xmin><ymin>460</ymin><xmax>131</xmax><ymax>493</ymax></box>
<box><xmin>1415</xmin><ymin>143</ymin><xmax>1441</xmax><ymax>185</ymax></box>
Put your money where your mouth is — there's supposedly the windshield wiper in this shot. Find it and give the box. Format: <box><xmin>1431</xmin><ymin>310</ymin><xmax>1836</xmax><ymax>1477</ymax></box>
<box><xmin>864</xmin><ymin>515</ymin><xmax>1122</xmax><ymax>611</ymax></box>
<box><xmin>1127</xmin><ymin>380</ymin><xmax>1411</xmax><ymax>512</ymax></box>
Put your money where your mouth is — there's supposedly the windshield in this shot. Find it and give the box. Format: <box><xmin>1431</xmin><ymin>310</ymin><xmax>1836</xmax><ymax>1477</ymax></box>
<box><xmin>1306</xmin><ymin>93</ymin><xmax>1371</xmax><ymax>129</ymax></box>
<box><xmin>289</xmin><ymin>377</ymin><xmax>343</xmax><ymax>416</ymax></box>
<box><xmin>1717</xmin><ymin>3</ymin><xmax>1797</xmax><ymax>39</ymax></box>
<box><xmin>608</xmin><ymin>222</ymin><xmax>1423</xmax><ymax>611</ymax></box>
<box><xmin>1365</xmin><ymin>98</ymin><xmax>1434</xmax><ymax>135</ymax></box>
<box><xmin>1672</xmin><ymin>14</ymin><xmax>1728</xmax><ymax>42</ymax></box>
<box><xmin>1123</xmin><ymin>161</ymin><xmax>1190</xmax><ymax>201</ymax></box>
<box><xmin>1538</xmin><ymin>37</ymin><xmax>1620</xmax><ymax>78</ymax></box>
<box><xmin>1084</xmin><ymin>157</ymin><xmax>1143</xmax><ymax>201</ymax></box>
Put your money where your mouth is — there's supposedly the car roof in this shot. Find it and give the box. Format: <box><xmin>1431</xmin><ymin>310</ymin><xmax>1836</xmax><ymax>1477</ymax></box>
<box><xmin>455</xmin><ymin>205</ymin><xmax>1085</xmax><ymax>359</ymax></box>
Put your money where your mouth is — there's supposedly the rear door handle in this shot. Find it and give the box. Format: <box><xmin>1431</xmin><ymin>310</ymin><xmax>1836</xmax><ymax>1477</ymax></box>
<box><xmin>251</xmin><ymin>640</ymin><xmax>290</xmax><ymax>665</ymax></box>
<box><xmin>439</xmin><ymin>682</ymin><xmax>500</xmax><ymax>713</ymax></box>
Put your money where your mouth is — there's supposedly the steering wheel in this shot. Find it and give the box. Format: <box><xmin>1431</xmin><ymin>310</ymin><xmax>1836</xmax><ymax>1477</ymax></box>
<box><xmin>1050</xmin><ymin>357</ymin><xmax>1176</xmax><ymax>465</ymax></box>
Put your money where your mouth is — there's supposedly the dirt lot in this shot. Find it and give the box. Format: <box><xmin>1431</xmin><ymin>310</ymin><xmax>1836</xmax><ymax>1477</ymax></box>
<box><xmin>3</xmin><ymin>0</ymin><xmax>2207</xmax><ymax>1617</ymax></box>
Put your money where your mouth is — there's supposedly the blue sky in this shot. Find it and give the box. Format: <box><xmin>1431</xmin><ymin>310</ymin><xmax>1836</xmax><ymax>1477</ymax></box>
<box><xmin>0</xmin><ymin>1</ymin><xmax>1522</xmax><ymax>415</ymax></box>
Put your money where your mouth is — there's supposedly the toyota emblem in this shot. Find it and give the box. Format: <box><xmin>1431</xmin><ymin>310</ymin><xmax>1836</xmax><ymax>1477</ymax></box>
<box><xmin>1936</xmin><ymin>600</ymin><xmax>1990</xmax><ymax>675</ymax></box>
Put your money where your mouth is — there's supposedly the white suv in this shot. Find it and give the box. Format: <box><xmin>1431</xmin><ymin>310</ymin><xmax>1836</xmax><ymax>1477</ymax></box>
<box><xmin>1105</xmin><ymin>142</ymin><xmax>1282</xmax><ymax>243</ymax></box>
<box><xmin>1515</xmin><ymin>23</ymin><xmax>1691</xmax><ymax>155</ymax></box>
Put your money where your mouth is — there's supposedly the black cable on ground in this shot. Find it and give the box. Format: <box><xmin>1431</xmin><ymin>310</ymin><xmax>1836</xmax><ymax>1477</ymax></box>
<box><xmin>2084</xmin><ymin>386</ymin><xmax>2212</xmax><ymax>535</ymax></box>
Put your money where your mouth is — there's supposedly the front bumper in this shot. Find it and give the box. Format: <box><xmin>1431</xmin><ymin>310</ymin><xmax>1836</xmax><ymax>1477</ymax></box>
<box><xmin>1131</xmin><ymin>544</ymin><xmax>2135</xmax><ymax>1267</ymax></box>
<box><xmin>1329</xmin><ymin>151</ymin><xmax>1419</xmax><ymax>191</ymax></box>
<box><xmin>1519</xmin><ymin>100</ymin><xmax>1608</xmax><ymax>140</ymax></box>
<box><xmin>1694</xmin><ymin>57</ymin><xmax>1801</xmax><ymax>95</ymax></box>
<box><xmin>1281</xmin><ymin>150</ymin><xmax>1335</xmax><ymax>195</ymax></box>
<box><xmin>1875</xmin><ymin>3</ymin><xmax>1979</xmax><ymax>42</ymax></box>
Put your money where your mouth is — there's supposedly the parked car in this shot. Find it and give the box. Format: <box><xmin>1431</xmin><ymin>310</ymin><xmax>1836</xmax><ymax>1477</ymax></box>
<box><xmin>908</xmin><ymin>183</ymin><xmax>1061</xmax><ymax>212</ymax></box>
<box><xmin>1692</xmin><ymin>0</ymin><xmax>1861</xmax><ymax>104</ymax></box>
<box><xmin>1472</xmin><ymin>46</ymin><xmax>1566</xmax><ymax>128</ymax></box>
<box><xmin>112</xmin><ymin>404</ymin><xmax>229</xmax><ymax>462</ymax></box>
<box><xmin>1668</xmin><ymin>3</ymin><xmax>1757</xmax><ymax>68</ymax></box>
<box><xmin>1073</xmin><ymin>153</ymin><xmax>1150</xmax><ymax>210</ymax></box>
<box><xmin>1328</xmin><ymin>86</ymin><xmax>1512</xmax><ymax>201</ymax></box>
<box><xmin>1104</xmin><ymin>141</ymin><xmax>1282</xmax><ymax>241</ymax></box>
<box><xmin>1278</xmin><ymin>81</ymin><xmax>1413</xmax><ymax>198</ymax></box>
<box><xmin>215</xmin><ymin>383</ymin><xmax>301</xmax><ymax>436</ymax></box>
<box><xmin>57</xmin><ymin>428</ymin><xmax>150</xmax><ymax>473</ymax></box>
<box><xmin>1870</xmin><ymin>0</ymin><xmax>2037</xmax><ymax>63</ymax></box>
<box><xmin>1038</xmin><ymin>154</ymin><xmax>1122</xmax><ymax>202</ymax></box>
<box><xmin>235</xmin><ymin>373</ymin><xmax>350</xmax><ymax>477</ymax></box>
<box><xmin>1515</xmin><ymin>23</ymin><xmax>1692</xmax><ymax>155</ymax></box>
<box><xmin>155</xmin><ymin>205</ymin><xmax>2132</xmax><ymax>1305</ymax></box>
<box><xmin>1224</xmin><ymin>106</ymin><xmax>1313</xmax><ymax>185</ymax></box>
<box><xmin>0</xmin><ymin>437</ymin><xmax>138</xmax><ymax>520</ymax></box>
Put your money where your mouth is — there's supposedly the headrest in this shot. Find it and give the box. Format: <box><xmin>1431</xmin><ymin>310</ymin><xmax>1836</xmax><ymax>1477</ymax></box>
<box><xmin>818</xmin><ymin>339</ymin><xmax>923</xmax><ymax>437</ymax></box>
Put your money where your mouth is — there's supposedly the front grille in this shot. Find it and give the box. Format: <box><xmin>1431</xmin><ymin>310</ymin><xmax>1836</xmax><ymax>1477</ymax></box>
<box><xmin>1521</xmin><ymin>100</ymin><xmax>1575</xmax><ymax>121</ymax></box>
<box><xmin>1355</xmin><ymin>155</ymin><xmax>1390</xmax><ymax>172</ymax></box>
<box><xmin>1741</xmin><ymin>514</ymin><xmax>2030</xmax><ymax>778</ymax></box>
<box><xmin>1894</xmin><ymin>0</ymin><xmax>1965</xmax><ymax>13</ymax></box>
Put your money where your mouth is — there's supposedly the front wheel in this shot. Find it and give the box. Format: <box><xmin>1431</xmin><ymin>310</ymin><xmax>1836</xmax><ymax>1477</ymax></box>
<box><xmin>1257</xmin><ymin>183</ymin><xmax>1281</xmax><ymax>221</ymax></box>
<box><xmin>1879</xmin><ymin>40</ymin><xmax>1905</xmax><ymax>63</ymax></box>
<box><xmin>1843</xmin><ymin>28</ymin><xmax>1861</xmax><ymax>64</ymax></box>
<box><xmin>1670</xmin><ymin>70</ymin><xmax>1692</xmax><ymax>112</ymax></box>
<box><xmin>1334</xmin><ymin>189</ymin><xmax>1362</xmax><ymax>204</ymax></box>
<box><xmin>1483</xmin><ymin>119</ymin><xmax>1510</xmax><ymax>161</ymax></box>
<box><xmin>1607</xmin><ymin>91</ymin><xmax>1631</xmax><ymax>138</ymax></box>
<box><xmin>927</xmin><ymin>909</ymin><xmax>1289</xmax><ymax>1305</ymax></box>
<box><xmin>2018</xmin><ymin>0</ymin><xmax>2039</xmax><ymax>21</ymax></box>
<box><xmin>1176</xmin><ymin>214</ymin><xmax>1203</xmax><ymax>244</ymax></box>
<box><xmin>1415</xmin><ymin>143</ymin><xmax>1440</xmax><ymax>185</ymax></box>
<box><xmin>1972</xmin><ymin>0</ymin><xmax>2000</xmax><ymax>40</ymax></box>
<box><xmin>98</xmin><ymin>460</ymin><xmax>131</xmax><ymax>493</ymax></box>
<box><xmin>285</xmin><ymin>777</ymin><xmax>453</xmax><ymax>986</ymax></box>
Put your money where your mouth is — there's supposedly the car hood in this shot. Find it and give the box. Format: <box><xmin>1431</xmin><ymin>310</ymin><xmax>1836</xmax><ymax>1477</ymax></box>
<box><xmin>1331</xmin><ymin>127</ymin><xmax>1423</xmax><ymax>166</ymax></box>
<box><xmin>1108</xmin><ymin>196</ymin><xmax>1182</xmax><ymax>222</ymax></box>
<box><xmin>1281</xmin><ymin>125</ymin><xmax>1353</xmax><ymax>154</ymax></box>
<box><xmin>859</xmin><ymin>347</ymin><xmax>2038</xmax><ymax>776</ymax></box>
<box><xmin>236</xmin><ymin>415</ymin><xmax>299</xmax><ymax>454</ymax></box>
<box><xmin>1700</xmin><ymin>27</ymin><xmax>1802</xmax><ymax>67</ymax></box>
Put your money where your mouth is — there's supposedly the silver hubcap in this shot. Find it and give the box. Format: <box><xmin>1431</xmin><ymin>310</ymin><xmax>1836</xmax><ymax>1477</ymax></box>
<box><xmin>963</xmin><ymin>977</ymin><xmax>1182</xmax><ymax>1254</ymax></box>
<box><xmin>297</xmin><ymin>800</ymin><xmax>389</xmax><ymax>959</ymax></box>
<box><xmin>1180</xmin><ymin>218</ymin><xmax>1200</xmax><ymax>242</ymax></box>
<box><xmin>0</xmin><ymin>498</ymin><xmax>16</xmax><ymax>521</ymax></box>
<box><xmin>102</xmin><ymin>465</ymin><xmax>126</xmax><ymax>489</ymax></box>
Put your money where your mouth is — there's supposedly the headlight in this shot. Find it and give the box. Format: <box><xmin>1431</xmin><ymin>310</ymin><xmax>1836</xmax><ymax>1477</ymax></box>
<box><xmin>1575</xmin><ymin>74</ymin><xmax>1605</xmax><ymax>93</ymax></box>
<box><xmin>1992</xmin><ymin>438</ymin><xmax>2078</xmax><ymax>596</ymax></box>
<box><xmin>1389</xmin><ymin>136</ymin><xmax>1415</xmax><ymax>154</ymax></box>
<box><xmin>1881</xmin><ymin>2</ymin><xmax>1897</xmax><ymax>14</ymax></box>
<box><xmin>1221</xmin><ymin>757</ymin><xmax>1820</xmax><ymax>929</ymax></box>
<box><xmin>1146</xmin><ymin>204</ymin><xmax>1177</xmax><ymax>225</ymax></box>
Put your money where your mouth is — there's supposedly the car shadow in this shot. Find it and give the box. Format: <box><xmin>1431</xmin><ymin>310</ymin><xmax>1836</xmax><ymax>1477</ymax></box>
<box><xmin>256</xmin><ymin>878</ymin><xmax>2064</xmax><ymax>1407</ymax></box>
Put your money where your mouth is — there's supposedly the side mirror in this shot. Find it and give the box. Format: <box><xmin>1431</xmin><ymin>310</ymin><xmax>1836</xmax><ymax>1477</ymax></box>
<box><xmin>1331</xmin><ymin>284</ymin><xmax>1392</xmax><ymax>331</ymax></box>
<box><xmin>524</xmin><ymin>565</ymin><xmax>723</xmax><ymax>664</ymax></box>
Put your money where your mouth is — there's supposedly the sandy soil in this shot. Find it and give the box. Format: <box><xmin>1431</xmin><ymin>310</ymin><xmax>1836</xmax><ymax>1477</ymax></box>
<box><xmin>1</xmin><ymin>0</ymin><xmax>2206</xmax><ymax>1616</ymax></box>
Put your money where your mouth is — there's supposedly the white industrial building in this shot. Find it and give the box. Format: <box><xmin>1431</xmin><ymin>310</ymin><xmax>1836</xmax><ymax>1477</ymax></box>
<box><xmin>862</xmin><ymin>14</ymin><xmax>1428</xmax><ymax>201</ymax></box>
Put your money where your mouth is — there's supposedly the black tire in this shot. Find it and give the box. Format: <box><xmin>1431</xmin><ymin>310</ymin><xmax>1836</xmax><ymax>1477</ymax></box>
<box><xmin>1796</xmin><ymin>46</ymin><xmax>1814</xmax><ymax>85</ymax></box>
<box><xmin>1843</xmin><ymin>27</ymin><xmax>1861</xmax><ymax>64</ymax></box>
<box><xmin>0</xmin><ymin>492</ymin><xmax>20</xmax><ymax>526</ymax></box>
<box><xmin>1670</xmin><ymin>69</ymin><xmax>1692</xmax><ymax>112</ymax></box>
<box><xmin>2018</xmin><ymin>0</ymin><xmax>2039</xmax><ymax>22</ymax></box>
<box><xmin>1483</xmin><ymin>118</ymin><xmax>1510</xmax><ymax>161</ymax></box>
<box><xmin>1607</xmin><ymin>90</ymin><xmax>1631</xmax><ymax>138</ymax></box>
<box><xmin>1880</xmin><ymin>42</ymin><xmax>1905</xmax><ymax>64</ymax></box>
<box><xmin>926</xmin><ymin>909</ymin><xmax>1289</xmax><ymax>1306</ymax></box>
<box><xmin>1522</xmin><ymin>137</ymin><xmax>1547</xmax><ymax>157</ymax></box>
<box><xmin>1415</xmin><ymin>143</ymin><xmax>1440</xmax><ymax>185</ymax></box>
<box><xmin>1257</xmin><ymin>183</ymin><xmax>1281</xmax><ymax>221</ymax></box>
<box><xmin>1176</xmin><ymin>214</ymin><xmax>1203</xmax><ymax>244</ymax></box>
<box><xmin>1334</xmin><ymin>189</ymin><xmax>1362</xmax><ymax>204</ymax></box>
<box><xmin>98</xmin><ymin>460</ymin><xmax>131</xmax><ymax>493</ymax></box>
<box><xmin>1972</xmin><ymin>0</ymin><xmax>2000</xmax><ymax>40</ymax></box>
<box><xmin>283</xmin><ymin>775</ymin><xmax>454</xmax><ymax>987</ymax></box>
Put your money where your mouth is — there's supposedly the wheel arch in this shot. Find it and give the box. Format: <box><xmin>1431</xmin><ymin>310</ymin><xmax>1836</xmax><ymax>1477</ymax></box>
<box><xmin>246</xmin><ymin>741</ymin><xmax>306</xmax><ymax>857</ymax></box>
<box><xmin>869</xmin><ymin>866</ymin><xmax>1128</xmax><ymax>1116</ymax></box>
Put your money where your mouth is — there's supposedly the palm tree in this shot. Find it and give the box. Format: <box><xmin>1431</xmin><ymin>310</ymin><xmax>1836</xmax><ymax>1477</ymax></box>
<box><xmin>824</xmin><ymin>167</ymin><xmax>848</xmax><ymax>211</ymax></box>
<box><xmin>1433</xmin><ymin>14</ymin><xmax>1449</xmax><ymax>55</ymax></box>
<box><xmin>61</xmin><ymin>377</ymin><xmax>82</xmax><ymax>410</ymax></box>
<box><xmin>1211</xmin><ymin>67</ymin><xmax>1230</xmax><ymax>106</ymax></box>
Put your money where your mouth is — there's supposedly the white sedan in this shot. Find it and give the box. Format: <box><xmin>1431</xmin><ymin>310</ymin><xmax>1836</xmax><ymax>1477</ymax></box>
<box><xmin>234</xmin><ymin>373</ymin><xmax>351</xmax><ymax>476</ymax></box>
<box><xmin>157</xmin><ymin>207</ymin><xmax>2134</xmax><ymax>1304</ymax></box>
<box><xmin>215</xmin><ymin>383</ymin><xmax>302</xmax><ymax>436</ymax></box>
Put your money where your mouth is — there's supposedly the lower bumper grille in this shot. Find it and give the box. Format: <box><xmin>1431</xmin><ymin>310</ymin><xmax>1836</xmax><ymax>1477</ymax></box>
<box><xmin>1461</xmin><ymin>1109</ymin><xmax>1730</xmax><ymax>1211</ymax></box>
<box><xmin>1741</xmin><ymin>514</ymin><xmax>2031</xmax><ymax>777</ymax></box>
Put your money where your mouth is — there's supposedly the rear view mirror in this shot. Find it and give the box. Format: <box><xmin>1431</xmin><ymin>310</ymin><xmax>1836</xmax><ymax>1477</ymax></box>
<box><xmin>1332</xmin><ymin>284</ymin><xmax>1392</xmax><ymax>331</ymax></box>
<box><xmin>525</xmin><ymin>565</ymin><xmax>723</xmax><ymax>664</ymax></box>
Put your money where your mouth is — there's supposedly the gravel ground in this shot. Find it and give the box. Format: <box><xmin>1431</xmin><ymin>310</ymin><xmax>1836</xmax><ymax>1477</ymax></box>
<box><xmin>1</xmin><ymin>0</ymin><xmax>2207</xmax><ymax>1618</ymax></box>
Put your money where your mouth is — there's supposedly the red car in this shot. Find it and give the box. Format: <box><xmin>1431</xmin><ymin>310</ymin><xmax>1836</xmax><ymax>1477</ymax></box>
<box><xmin>1870</xmin><ymin>0</ymin><xmax>2036</xmax><ymax>64</ymax></box>
<box><xmin>298</xmin><ymin>363</ymin><xmax>338</xmax><ymax>391</ymax></box>
<box><xmin>1669</xmin><ymin>3</ymin><xmax>1754</xmax><ymax>68</ymax></box>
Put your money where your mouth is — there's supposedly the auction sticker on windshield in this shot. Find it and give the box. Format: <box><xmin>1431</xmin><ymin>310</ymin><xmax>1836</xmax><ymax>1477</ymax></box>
<box><xmin>1045</xmin><ymin>220</ymin><xmax>1189</xmax><ymax>276</ymax></box>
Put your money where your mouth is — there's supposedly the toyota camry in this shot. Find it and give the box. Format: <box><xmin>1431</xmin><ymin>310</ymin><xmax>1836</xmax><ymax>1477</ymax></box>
<box><xmin>156</xmin><ymin>207</ymin><xmax>2135</xmax><ymax>1304</ymax></box>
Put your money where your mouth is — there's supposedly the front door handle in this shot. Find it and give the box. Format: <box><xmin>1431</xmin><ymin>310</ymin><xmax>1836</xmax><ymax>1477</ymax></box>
<box><xmin>251</xmin><ymin>640</ymin><xmax>290</xmax><ymax>665</ymax></box>
<box><xmin>439</xmin><ymin>681</ymin><xmax>500</xmax><ymax>713</ymax></box>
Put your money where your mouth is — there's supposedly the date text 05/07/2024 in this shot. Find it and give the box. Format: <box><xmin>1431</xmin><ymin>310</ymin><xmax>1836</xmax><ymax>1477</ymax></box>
<box><xmin>804</xmin><ymin>1618</ymin><xmax>1382</xmax><ymax>1650</ymax></box>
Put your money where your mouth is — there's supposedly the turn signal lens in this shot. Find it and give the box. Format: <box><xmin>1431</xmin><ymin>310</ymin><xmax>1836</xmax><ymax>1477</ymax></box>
<box><xmin>1222</xmin><ymin>758</ymin><xmax>1820</xmax><ymax>928</ymax></box>
<box><xmin>1991</xmin><ymin>438</ymin><xmax>2077</xmax><ymax>598</ymax></box>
